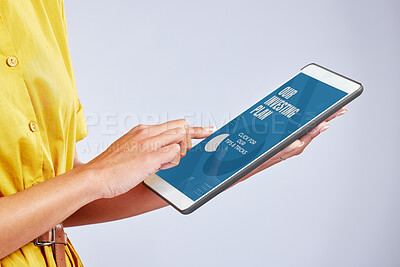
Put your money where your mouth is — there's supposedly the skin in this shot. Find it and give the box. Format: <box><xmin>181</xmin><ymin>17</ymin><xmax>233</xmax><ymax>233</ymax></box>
<box><xmin>0</xmin><ymin>109</ymin><xmax>347</xmax><ymax>259</ymax></box>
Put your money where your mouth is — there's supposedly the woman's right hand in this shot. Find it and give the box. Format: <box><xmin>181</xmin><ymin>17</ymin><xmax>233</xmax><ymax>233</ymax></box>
<box><xmin>84</xmin><ymin>119</ymin><xmax>214</xmax><ymax>199</ymax></box>
<box><xmin>1</xmin><ymin>119</ymin><xmax>215</xmax><ymax>259</ymax></box>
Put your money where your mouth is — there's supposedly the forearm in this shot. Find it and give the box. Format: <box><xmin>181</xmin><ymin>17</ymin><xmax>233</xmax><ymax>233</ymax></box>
<box><xmin>64</xmin><ymin>144</ymin><xmax>280</xmax><ymax>228</ymax></box>
<box><xmin>66</xmin><ymin>147</ymin><xmax>169</xmax><ymax>227</ymax></box>
<box><xmin>0</xmin><ymin>166</ymin><xmax>98</xmax><ymax>259</ymax></box>
<box><xmin>0</xmin><ymin>120</ymin><xmax>212</xmax><ymax>258</ymax></box>
<box><xmin>64</xmin><ymin>182</ymin><xmax>168</xmax><ymax>227</ymax></box>
<box><xmin>64</xmin><ymin>160</ymin><xmax>278</xmax><ymax>227</ymax></box>
<box><xmin>63</xmin><ymin>108</ymin><xmax>342</xmax><ymax>230</ymax></box>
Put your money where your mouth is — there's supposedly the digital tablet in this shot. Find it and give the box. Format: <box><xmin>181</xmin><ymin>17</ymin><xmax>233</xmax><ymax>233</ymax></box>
<box><xmin>144</xmin><ymin>63</ymin><xmax>363</xmax><ymax>214</ymax></box>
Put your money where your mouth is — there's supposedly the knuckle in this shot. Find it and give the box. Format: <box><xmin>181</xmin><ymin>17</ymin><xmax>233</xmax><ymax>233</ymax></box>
<box><xmin>139</xmin><ymin>140</ymin><xmax>156</xmax><ymax>152</ymax></box>
<box><xmin>172</xmin><ymin>158</ymin><xmax>180</xmax><ymax>166</ymax></box>
<box><xmin>138</xmin><ymin>127</ymin><xmax>151</xmax><ymax>137</ymax></box>
<box><xmin>137</xmin><ymin>128</ymin><xmax>148</xmax><ymax>136</ymax></box>
<box><xmin>136</xmin><ymin>124</ymin><xmax>144</xmax><ymax>130</ymax></box>
<box><xmin>172</xmin><ymin>143</ymin><xmax>181</xmax><ymax>153</ymax></box>
<box><xmin>175</xmin><ymin>127</ymin><xmax>186</xmax><ymax>136</ymax></box>
<box><xmin>295</xmin><ymin>149</ymin><xmax>303</xmax><ymax>156</ymax></box>
<box><xmin>178</xmin><ymin>118</ymin><xmax>189</xmax><ymax>126</ymax></box>
<box><xmin>136</xmin><ymin>124</ymin><xmax>148</xmax><ymax>131</ymax></box>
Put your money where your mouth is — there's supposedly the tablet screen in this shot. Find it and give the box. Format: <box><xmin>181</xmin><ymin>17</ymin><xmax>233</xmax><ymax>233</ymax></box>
<box><xmin>156</xmin><ymin>73</ymin><xmax>348</xmax><ymax>201</ymax></box>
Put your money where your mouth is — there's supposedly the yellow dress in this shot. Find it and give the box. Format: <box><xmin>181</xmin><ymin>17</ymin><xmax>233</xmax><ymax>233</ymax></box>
<box><xmin>0</xmin><ymin>0</ymin><xmax>87</xmax><ymax>266</ymax></box>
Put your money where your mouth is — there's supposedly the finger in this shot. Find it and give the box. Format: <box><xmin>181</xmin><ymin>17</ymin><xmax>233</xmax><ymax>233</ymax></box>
<box><xmin>160</xmin><ymin>158</ymin><xmax>181</xmax><ymax>170</ymax></box>
<box><xmin>245</xmin><ymin>139</ymin><xmax>303</xmax><ymax>176</ymax></box>
<box><xmin>147</xmin><ymin>143</ymin><xmax>181</xmax><ymax>170</ymax></box>
<box><xmin>325</xmin><ymin>109</ymin><xmax>342</xmax><ymax>122</ymax></box>
<box><xmin>180</xmin><ymin>124</ymin><xmax>189</xmax><ymax>157</ymax></box>
<box><xmin>189</xmin><ymin>126</ymin><xmax>215</xmax><ymax>139</ymax></box>
<box><xmin>279</xmin><ymin>121</ymin><xmax>331</xmax><ymax>161</ymax></box>
<box><xmin>325</xmin><ymin>108</ymin><xmax>348</xmax><ymax>122</ymax></box>
<box><xmin>120</xmin><ymin>124</ymin><xmax>150</xmax><ymax>143</ymax></box>
<box><xmin>185</xmin><ymin>124</ymin><xmax>193</xmax><ymax>153</ymax></box>
<box><xmin>144</xmin><ymin>119</ymin><xmax>214</xmax><ymax>139</ymax></box>
<box><xmin>278</xmin><ymin>139</ymin><xmax>303</xmax><ymax>157</ymax></box>
<box><xmin>336</xmin><ymin>108</ymin><xmax>348</xmax><ymax>117</ymax></box>
<box><xmin>300</xmin><ymin>121</ymin><xmax>330</xmax><ymax>146</ymax></box>
<box><xmin>141</xmin><ymin>127</ymin><xmax>186</xmax><ymax>152</ymax></box>
<box><xmin>271</xmin><ymin>139</ymin><xmax>303</xmax><ymax>161</ymax></box>
<box><xmin>145</xmin><ymin>119</ymin><xmax>190</xmax><ymax>137</ymax></box>
<box><xmin>159</xmin><ymin>144</ymin><xmax>181</xmax><ymax>169</ymax></box>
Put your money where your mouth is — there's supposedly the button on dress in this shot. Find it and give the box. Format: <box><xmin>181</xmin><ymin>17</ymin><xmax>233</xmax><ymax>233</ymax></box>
<box><xmin>1</xmin><ymin>0</ymin><xmax>87</xmax><ymax>266</ymax></box>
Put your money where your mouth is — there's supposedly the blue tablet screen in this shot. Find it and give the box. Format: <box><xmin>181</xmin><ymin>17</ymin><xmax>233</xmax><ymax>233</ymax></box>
<box><xmin>156</xmin><ymin>73</ymin><xmax>347</xmax><ymax>201</ymax></box>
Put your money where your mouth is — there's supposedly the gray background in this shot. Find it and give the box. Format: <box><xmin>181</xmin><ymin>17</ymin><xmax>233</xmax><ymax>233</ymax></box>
<box><xmin>65</xmin><ymin>0</ymin><xmax>400</xmax><ymax>266</ymax></box>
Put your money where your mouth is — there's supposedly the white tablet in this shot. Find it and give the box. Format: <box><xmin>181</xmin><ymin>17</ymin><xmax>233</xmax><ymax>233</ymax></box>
<box><xmin>144</xmin><ymin>63</ymin><xmax>363</xmax><ymax>214</ymax></box>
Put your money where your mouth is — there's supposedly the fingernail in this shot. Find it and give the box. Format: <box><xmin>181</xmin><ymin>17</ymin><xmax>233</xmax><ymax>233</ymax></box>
<box><xmin>298</xmin><ymin>141</ymin><xmax>305</xmax><ymax>147</ymax></box>
<box><xmin>205</xmin><ymin>126</ymin><xmax>216</xmax><ymax>132</ymax></box>
<box><xmin>337</xmin><ymin>108</ymin><xmax>348</xmax><ymax>117</ymax></box>
<box><xmin>320</xmin><ymin>123</ymin><xmax>330</xmax><ymax>133</ymax></box>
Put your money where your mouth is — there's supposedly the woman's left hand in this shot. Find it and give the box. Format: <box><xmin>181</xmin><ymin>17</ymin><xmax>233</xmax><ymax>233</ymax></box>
<box><xmin>239</xmin><ymin>107</ymin><xmax>348</xmax><ymax>182</ymax></box>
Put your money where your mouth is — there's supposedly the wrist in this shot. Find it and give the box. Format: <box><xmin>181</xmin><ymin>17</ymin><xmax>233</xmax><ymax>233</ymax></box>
<box><xmin>71</xmin><ymin>163</ymin><xmax>104</xmax><ymax>202</ymax></box>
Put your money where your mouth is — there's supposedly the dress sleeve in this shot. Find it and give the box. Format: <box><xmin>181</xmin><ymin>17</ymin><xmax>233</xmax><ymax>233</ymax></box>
<box><xmin>75</xmin><ymin>98</ymin><xmax>88</xmax><ymax>142</ymax></box>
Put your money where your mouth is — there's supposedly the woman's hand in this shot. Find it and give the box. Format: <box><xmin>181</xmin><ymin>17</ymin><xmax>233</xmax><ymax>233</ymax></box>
<box><xmin>64</xmin><ymin>109</ymin><xmax>348</xmax><ymax>228</ymax></box>
<box><xmin>239</xmin><ymin>108</ymin><xmax>348</xmax><ymax>181</ymax></box>
<box><xmin>0</xmin><ymin>119</ymin><xmax>213</xmax><ymax>257</ymax></box>
<box><xmin>84</xmin><ymin>119</ymin><xmax>213</xmax><ymax>199</ymax></box>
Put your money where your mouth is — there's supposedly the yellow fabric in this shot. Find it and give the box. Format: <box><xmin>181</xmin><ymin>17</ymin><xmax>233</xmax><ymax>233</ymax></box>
<box><xmin>0</xmin><ymin>0</ymin><xmax>86</xmax><ymax>266</ymax></box>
